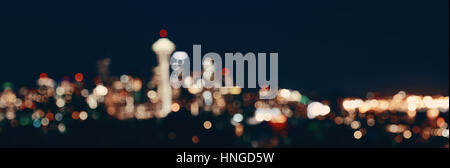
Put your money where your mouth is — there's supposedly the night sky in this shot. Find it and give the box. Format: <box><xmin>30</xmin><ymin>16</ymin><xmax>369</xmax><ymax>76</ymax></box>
<box><xmin>1</xmin><ymin>0</ymin><xmax>448</xmax><ymax>98</ymax></box>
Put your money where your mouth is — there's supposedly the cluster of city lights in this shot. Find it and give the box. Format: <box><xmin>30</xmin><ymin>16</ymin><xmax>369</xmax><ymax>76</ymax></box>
<box><xmin>337</xmin><ymin>91</ymin><xmax>449</xmax><ymax>143</ymax></box>
<box><xmin>1</xmin><ymin>70</ymin><xmax>447</xmax><ymax>147</ymax></box>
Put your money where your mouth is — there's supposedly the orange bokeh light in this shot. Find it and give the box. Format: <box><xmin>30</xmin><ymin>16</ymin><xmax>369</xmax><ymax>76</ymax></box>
<box><xmin>72</xmin><ymin>112</ymin><xmax>80</xmax><ymax>120</ymax></box>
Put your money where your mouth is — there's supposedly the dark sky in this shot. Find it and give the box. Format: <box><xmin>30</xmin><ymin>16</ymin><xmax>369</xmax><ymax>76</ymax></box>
<box><xmin>0</xmin><ymin>0</ymin><xmax>448</xmax><ymax>98</ymax></box>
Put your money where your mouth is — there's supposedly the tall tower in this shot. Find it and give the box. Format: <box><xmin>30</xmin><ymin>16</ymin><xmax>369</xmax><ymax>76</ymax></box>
<box><xmin>152</xmin><ymin>37</ymin><xmax>175</xmax><ymax>116</ymax></box>
<box><xmin>97</xmin><ymin>58</ymin><xmax>111</xmax><ymax>85</ymax></box>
